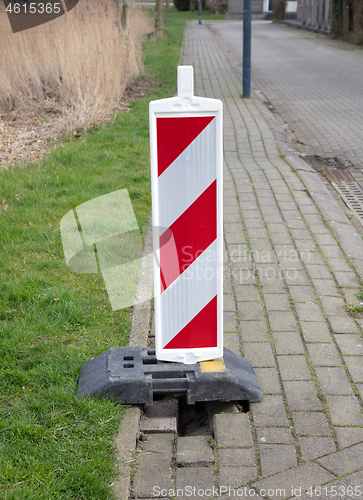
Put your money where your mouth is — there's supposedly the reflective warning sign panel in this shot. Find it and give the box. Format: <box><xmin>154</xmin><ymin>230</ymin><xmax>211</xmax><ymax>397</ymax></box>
<box><xmin>150</xmin><ymin>66</ymin><xmax>223</xmax><ymax>364</ymax></box>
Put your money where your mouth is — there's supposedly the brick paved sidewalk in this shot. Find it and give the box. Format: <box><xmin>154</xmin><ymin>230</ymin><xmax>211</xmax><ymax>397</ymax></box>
<box><xmin>210</xmin><ymin>21</ymin><xmax>363</xmax><ymax>169</ymax></box>
<box><xmin>115</xmin><ymin>20</ymin><xmax>363</xmax><ymax>500</ymax></box>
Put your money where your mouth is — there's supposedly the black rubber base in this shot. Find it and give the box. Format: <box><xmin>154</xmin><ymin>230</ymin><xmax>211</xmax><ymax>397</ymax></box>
<box><xmin>77</xmin><ymin>347</ymin><xmax>262</xmax><ymax>405</ymax></box>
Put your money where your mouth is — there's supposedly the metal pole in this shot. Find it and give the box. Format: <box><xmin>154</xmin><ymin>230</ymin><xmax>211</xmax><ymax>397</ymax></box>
<box><xmin>243</xmin><ymin>0</ymin><xmax>251</xmax><ymax>98</ymax></box>
<box><xmin>197</xmin><ymin>0</ymin><xmax>202</xmax><ymax>24</ymax></box>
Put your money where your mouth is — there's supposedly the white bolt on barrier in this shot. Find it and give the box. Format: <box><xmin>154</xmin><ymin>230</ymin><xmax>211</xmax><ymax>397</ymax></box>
<box><xmin>149</xmin><ymin>66</ymin><xmax>223</xmax><ymax>364</ymax></box>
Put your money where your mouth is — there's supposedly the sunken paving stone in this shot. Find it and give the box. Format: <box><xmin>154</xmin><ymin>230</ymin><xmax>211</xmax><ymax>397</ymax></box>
<box><xmin>334</xmin><ymin>427</ymin><xmax>363</xmax><ymax>448</ymax></box>
<box><xmin>218</xmin><ymin>448</ymin><xmax>256</xmax><ymax>467</ymax></box>
<box><xmin>257</xmin><ymin>428</ymin><xmax>294</xmax><ymax>444</ymax></box>
<box><xmin>317</xmin><ymin>443</ymin><xmax>363</xmax><ymax>476</ymax></box>
<box><xmin>300</xmin><ymin>322</ymin><xmax>332</xmax><ymax>343</ymax></box>
<box><xmin>140</xmin><ymin>417</ymin><xmax>178</xmax><ymax>434</ymax></box>
<box><xmin>335</xmin><ymin>334</ymin><xmax>363</xmax><ymax>355</ymax></box>
<box><xmin>240</xmin><ymin>321</ymin><xmax>270</xmax><ymax>341</ymax></box>
<box><xmin>283</xmin><ymin>381</ymin><xmax>322</xmax><ymax>411</ymax></box>
<box><xmin>133</xmin><ymin>434</ymin><xmax>174</xmax><ymax>498</ymax></box>
<box><xmin>176</xmin><ymin>436</ymin><xmax>214</xmax><ymax>466</ymax></box>
<box><xmin>325</xmin><ymin>395</ymin><xmax>363</xmax><ymax>426</ymax></box>
<box><xmin>278</xmin><ymin>355</ymin><xmax>311</xmax><ymax>381</ymax></box>
<box><xmin>306</xmin><ymin>343</ymin><xmax>342</xmax><ymax>366</ymax></box>
<box><xmin>208</xmin><ymin>402</ymin><xmax>238</xmax><ymax>427</ymax></box>
<box><xmin>260</xmin><ymin>444</ymin><xmax>297</xmax><ymax>477</ymax></box>
<box><xmin>254</xmin><ymin>367</ymin><xmax>282</xmax><ymax>394</ymax></box>
<box><xmin>344</xmin><ymin>356</ymin><xmax>363</xmax><ymax>383</ymax></box>
<box><xmin>175</xmin><ymin>468</ymin><xmax>215</xmax><ymax>500</ymax></box>
<box><xmin>243</xmin><ymin>342</ymin><xmax>276</xmax><ymax>368</ymax></box>
<box><xmin>213</xmin><ymin>414</ymin><xmax>254</xmax><ymax>448</ymax></box>
<box><xmin>273</xmin><ymin>332</ymin><xmax>305</xmax><ymax>355</ymax></box>
<box><xmin>251</xmin><ymin>395</ymin><xmax>289</xmax><ymax>427</ymax></box>
<box><xmin>328</xmin><ymin>316</ymin><xmax>360</xmax><ymax>334</ymax></box>
<box><xmin>252</xmin><ymin>463</ymin><xmax>335</xmax><ymax>500</ymax></box>
<box><xmin>299</xmin><ymin>437</ymin><xmax>336</xmax><ymax>461</ymax></box>
<box><xmin>291</xmin><ymin>412</ymin><xmax>331</xmax><ymax>437</ymax></box>
<box><xmin>219</xmin><ymin>466</ymin><xmax>258</xmax><ymax>489</ymax></box>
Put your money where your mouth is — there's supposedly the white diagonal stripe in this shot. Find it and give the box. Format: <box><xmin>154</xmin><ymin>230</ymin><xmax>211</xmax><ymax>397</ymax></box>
<box><xmin>158</xmin><ymin>119</ymin><xmax>217</xmax><ymax>229</ymax></box>
<box><xmin>160</xmin><ymin>239</ymin><xmax>219</xmax><ymax>347</ymax></box>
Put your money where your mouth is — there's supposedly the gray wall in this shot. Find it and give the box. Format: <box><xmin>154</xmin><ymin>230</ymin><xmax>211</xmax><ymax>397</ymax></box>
<box><xmin>229</xmin><ymin>0</ymin><xmax>264</xmax><ymax>14</ymax></box>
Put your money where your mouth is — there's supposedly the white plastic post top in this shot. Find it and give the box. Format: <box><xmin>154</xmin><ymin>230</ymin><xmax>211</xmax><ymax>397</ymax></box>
<box><xmin>177</xmin><ymin>65</ymin><xmax>194</xmax><ymax>98</ymax></box>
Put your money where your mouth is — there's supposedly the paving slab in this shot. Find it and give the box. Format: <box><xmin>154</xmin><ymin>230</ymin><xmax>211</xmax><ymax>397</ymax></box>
<box><xmin>260</xmin><ymin>444</ymin><xmax>297</xmax><ymax>477</ymax></box>
<box><xmin>133</xmin><ymin>434</ymin><xmax>174</xmax><ymax>498</ymax></box>
<box><xmin>214</xmin><ymin>414</ymin><xmax>254</xmax><ymax>448</ymax></box>
<box><xmin>176</xmin><ymin>436</ymin><xmax>214</xmax><ymax>466</ymax></box>
<box><xmin>277</xmin><ymin>355</ymin><xmax>311</xmax><ymax>381</ymax></box>
<box><xmin>175</xmin><ymin>468</ymin><xmax>215</xmax><ymax>500</ymax></box>
<box><xmin>252</xmin><ymin>463</ymin><xmax>335</xmax><ymax>500</ymax></box>
<box><xmin>300</xmin><ymin>322</ymin><xmax>332</xmax><ymax>343</ymax></box>
<box><xmin>273</xmin><ymin>332</ymin><xmax>305</xmax><ymax>355</ymax></box>
<box><xmin>254</xmin><ymin>367</ymin><xmax>281</xmax><ymax>394</ymax></box>
<box><xmin>299</xmin><ymin>437</ymin><xmax>336</xmax><ymax>461</ymax></box>
<box><xmin>219</xmin><ymin>467</ymin><xmax>258</xmax><ymax>489</ymax></box>
<box><xmin>257</xmin><ymin>428</ymin><xmax>294</xmax><ymax>444</ymax></box>
<box><xmin>317</xmin><ymin>443</ymin><xmax>363</xmax><ymax>476</ymax></box>
<box><xmin>334</xmin><ymin>427</ymin><xmax>363</xmax><ymax>449</ymax></box>
<box><xmin>325</xmin><ymin>396</ymin><xmax>363</xmax><ymax>426</ymax></box>
<box><xmin>251</xmin><ymin>395</ymin><xmax>289</xmax><ymax>427</ymax></box>
<box><xmin>298</xmin><ymin>471</ymin><xmax>363</xmax><ymax>500</ymax></box>
<box><xmin>218</xmin><ymin>448</ymin><xmax>256</xmax><ymax>467</ymax></box>
<box><xmin>314</xmin><ymin>367</ymin><xmax>355</xmax><ymax>395</ymax></box>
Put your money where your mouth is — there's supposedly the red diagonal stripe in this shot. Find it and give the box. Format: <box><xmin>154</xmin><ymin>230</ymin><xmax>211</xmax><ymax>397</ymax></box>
<box><xmin>157</xmin><ymin>116</ymin><xmax>215</xmax><ymax>177</ymax></box>
<box><xmin>159</xmin><ymin>180</ymin><xmax>217</xmax><ymax>293</ymax></box>
<box><xmin>163</xmin><ymin>296</ymin><xmax>217</xmax><ymax>349</ymax></box>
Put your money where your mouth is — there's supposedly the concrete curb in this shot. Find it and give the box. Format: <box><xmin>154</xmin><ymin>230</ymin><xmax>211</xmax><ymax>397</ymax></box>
<box><xmin>113</xmin><ymin>225</ymin><xmax>153</xmax><ymax>499</ymax></box>
<box><xmin>112</xmin><ymin>406</ymin><xmax>141</xmax><ymax>499</ymax></box>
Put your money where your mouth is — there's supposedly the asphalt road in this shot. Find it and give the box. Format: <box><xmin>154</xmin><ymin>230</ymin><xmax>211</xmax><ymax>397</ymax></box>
<box><xmin>210</xmin><ymin>21</ymin><xmax>363</xmax><ymax>168</ymax></box>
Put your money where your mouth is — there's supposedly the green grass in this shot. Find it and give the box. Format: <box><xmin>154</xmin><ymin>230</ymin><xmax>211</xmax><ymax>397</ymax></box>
<box><xmin>0</xmin><ymin>7</ymin><xmax>226</xmax><ymax>499</ymax></box>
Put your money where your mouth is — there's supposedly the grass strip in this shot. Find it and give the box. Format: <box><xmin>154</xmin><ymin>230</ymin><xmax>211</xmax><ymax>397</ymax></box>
<box><xmin>0</xmin><ymin>8</ymin><xmax>225</xmax><ymax>499</ymax></box>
